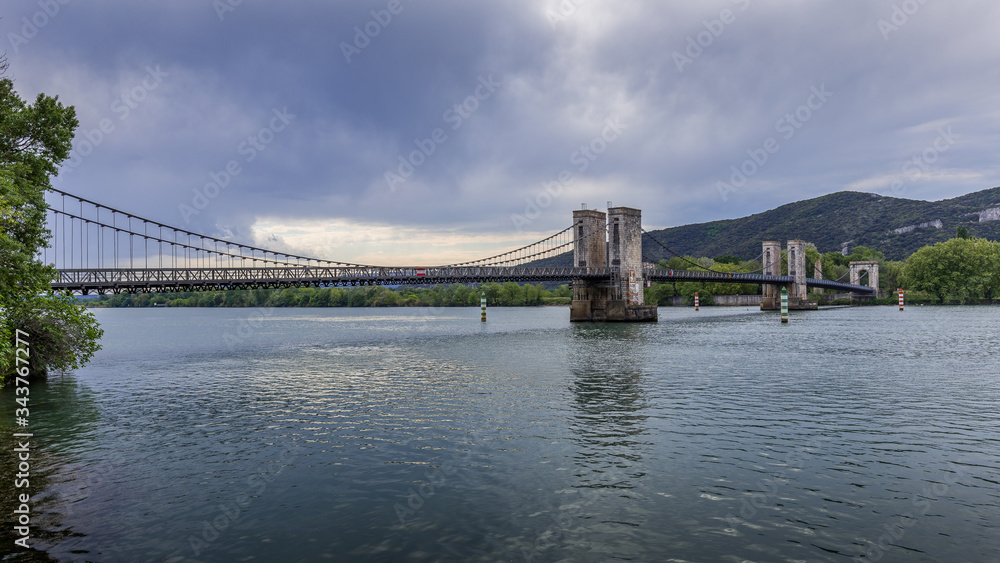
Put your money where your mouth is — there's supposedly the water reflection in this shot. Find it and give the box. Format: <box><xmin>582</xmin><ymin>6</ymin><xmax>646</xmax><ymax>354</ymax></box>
<box><xmin>0</xmin><ymin>375</ymin><xmax>99</xmax><ymax>561</ymax></box>
<box><xmin>568</xmin><ymin>324</ymin><xmax>651</xmax><ymax>490</ymax></box>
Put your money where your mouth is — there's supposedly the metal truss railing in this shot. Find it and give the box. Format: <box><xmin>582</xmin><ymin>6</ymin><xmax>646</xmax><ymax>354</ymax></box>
<box><xmin>54</xmin><ymin>266</ymin><xmax>615</xmax><ymax>294</ymax></box>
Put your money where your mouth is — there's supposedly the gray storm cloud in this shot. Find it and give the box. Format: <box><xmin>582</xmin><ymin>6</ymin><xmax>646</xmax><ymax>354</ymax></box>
<box><xmin>5</xmin><ymin>0</ymin><xmax>999</xmax><ymax>261</ymax></box>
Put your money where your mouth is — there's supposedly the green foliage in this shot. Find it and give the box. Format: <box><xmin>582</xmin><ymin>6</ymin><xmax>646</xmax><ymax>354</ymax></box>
<box><xmin>956</xmin><ymin>225</ymin><xmax>970</xmax><ymax>239</ymax></box>
<box><xmin>820</xmin><ymin>251</ymin><xmax>849</xmax><ymax>283</ymax></box>
<box><xmin>713</xmin><ymin>254</ymin><xmax>741</xmax><ymax>265</ymax></box>
<box><xmin>644</xmin><ymin>282</ymin><xmax>676</xmax><ymax>305</ymax></box>
<box><xmin>646</xmin><ymin>255</ymin><xmax>761</xmax><ymax>305</ymax></box>
<box><xmin>805</xmin><ymin>245</ymin><xmax>822</xmax><ymax>273</ymax></box>
<box><xmin>879</xmin><ymin>261</ymin><xmax>905</xmax><ymax>295</ymax></box>
<box><xmin>902</xmin><ymin>237</ymin><xmax>1000</xmax><ymax>303</ymax></box>
<box><xmin>2</xmin><ymin>75</ymin><xmax>103</xmax><ymax>385</ymax></box>
<box><xmin>0</xmin><ymin>322</ymin><xmax>10</xmax><ymax>378</ymax></box>
<box><xmin>844</xmin><ymin>245</ymin><xmax>885</xmax><ymax>263</ymax></box>
<box><xmin>88</xmin><ymin>283</ymin><xmax>573</xmax><ymax>309</ymax></box>
<box><xmin>12</xmin><ymin>293</ymin><xmax>103</xmax><ymax>375</ymax></box>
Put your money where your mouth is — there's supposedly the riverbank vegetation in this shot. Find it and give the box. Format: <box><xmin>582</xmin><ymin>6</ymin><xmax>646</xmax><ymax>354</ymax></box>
<box><xmin>902</xmin><ymin>236</ymin><xmax>1000</xmax><ymax>303</ymax></box>
<box><xmin>1</xmin><ymin>65</ymin><xmax>103</xmax><ymax>385</ymax></box>
<box><xmin>85</xmin><ymin>282</ymin><xmax>573</xmax><ymax>309</ymax></box>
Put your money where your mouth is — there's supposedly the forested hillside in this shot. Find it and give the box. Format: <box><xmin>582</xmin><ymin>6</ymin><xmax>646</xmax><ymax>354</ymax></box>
<box><xmin>533</xmin><ymin>187</ymin><xmax>1000</xmax><ymax>266</ymax></box>
<box><xmin>642</xmin><ymin>187</ymin><xmax>1000</xmax><ymax>262</ymax></box>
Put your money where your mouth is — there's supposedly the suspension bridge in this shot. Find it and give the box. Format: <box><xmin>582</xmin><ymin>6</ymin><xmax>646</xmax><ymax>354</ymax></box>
<box><xmin>42</xmin><ymin>189</ymin><xmax>876</xmax><ymax>322</ymax></box>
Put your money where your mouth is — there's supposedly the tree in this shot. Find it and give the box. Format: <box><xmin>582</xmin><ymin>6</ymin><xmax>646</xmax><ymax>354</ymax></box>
<box><xmin>713</xmin><ymin>254</ymin><xmax>741</xmax><ymax>265</ymax></box>
<box><xmin>1</xmin><ymin>73</ymin><xmax>103</xmax><ymax>384</ymax></box>
<box><xmin>845</xmin><ymin>245</ymin><xmax>885</xmax><ymax>263</ymax></box>
<box><xmin>820</xmin><ymin>251</ymin><xmax>849</xmax><ymax>284</ymax></box>
<box><xmin>903</xmin><ymin>237</ymin><xmax>1000</xmax><ymax>303</ymax></box>
<box><xmin>956</xmin><ymin>225</ymin><xmax>970</xmax><ymax>239</ymax></box>
<box><xmin>879</xmin><ymin>261</ymin><xmax>906</xmax><ymax>295</ymax></box>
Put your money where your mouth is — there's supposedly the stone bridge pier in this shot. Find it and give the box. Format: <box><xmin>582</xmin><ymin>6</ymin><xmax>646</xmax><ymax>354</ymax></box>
<box><xmin>570</xmin><ymin>206</ymin><xmax>657</xmax><ymax>322</ymax></box>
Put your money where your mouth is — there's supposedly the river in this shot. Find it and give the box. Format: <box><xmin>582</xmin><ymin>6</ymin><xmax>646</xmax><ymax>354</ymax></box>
<box><xmin>2</xmin><ymin>305</ymin><xmax>998</xmax><ymax>562</ymax></box>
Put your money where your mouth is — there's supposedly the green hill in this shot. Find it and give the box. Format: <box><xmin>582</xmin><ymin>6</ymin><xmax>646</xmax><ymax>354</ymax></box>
<box><xmin>532</xmin><ymin>186</ymin><xmax>1000</xmax><ymax>265</ymax></box>
<box><xmin>643</xmin><ymin>187</ymin><xmax>1000</xmax><ymax>261</ymax></box>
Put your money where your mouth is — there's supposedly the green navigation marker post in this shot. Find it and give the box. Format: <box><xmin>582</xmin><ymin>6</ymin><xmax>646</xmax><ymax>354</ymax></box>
<box><xmin>780</xmin><ymin>286</ymin><xmax>789</xmax><ymax>323</ymax></box>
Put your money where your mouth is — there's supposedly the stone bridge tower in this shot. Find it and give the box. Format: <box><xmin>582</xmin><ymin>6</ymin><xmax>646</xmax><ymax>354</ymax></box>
<box><xmin>760</xmin><ymin>241</ymin><xmax>782</xmax><ymax>310</ymax></box>
<box><xmin>761</xmin><ymin>239</ymin><xmax>818</xmax><ymax>310</ymax></box>
<box><xmin>570</xmin><ymin>206</ymin><xmax>657</xmax><ymax>322</ymax></box>
<box><xmin>608</xmin><ymin>207</ymin><xmax>644</xmax><ymax>305</ymax></box>
<box><xmin>787</xmin><ymin>239</ymin><xmax>809</xmax><ymax>308</ymax></box>
<box><xmin>849</xmin><ymin>261</ymin><xmax>880</xmax><ymax>297</ymax></box>
<box><xmin>571</xmin><ymin>208</ymin><xmax>609</xmax><ymax>321</ymax></box>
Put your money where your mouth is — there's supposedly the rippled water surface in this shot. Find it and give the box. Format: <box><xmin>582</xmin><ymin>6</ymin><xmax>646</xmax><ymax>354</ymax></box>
<box><xmin>2</xmin><ymin>305</ymin><xmax>999</xmax><ymax>562</ymax></box>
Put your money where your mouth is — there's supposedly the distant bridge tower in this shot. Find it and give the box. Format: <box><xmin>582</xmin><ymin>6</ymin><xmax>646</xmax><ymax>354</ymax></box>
<box><xmin>571</xmin><ymin>206</ymin><xmax>657</xmax><ymax>322</ymax></box>
<box><xmin>760</xmin><ymin>240</ymin><xmax>782</xmax><ymax>310</ymax></box>
<box><xmin>849</xmin><ymin>261</ymin><xmax>880</xmax><ymax>297</ymax></box>
<box><xmin>786</xmin><ymin>239</ymin><xmax>811</xmax><ymax>309</ymax></box>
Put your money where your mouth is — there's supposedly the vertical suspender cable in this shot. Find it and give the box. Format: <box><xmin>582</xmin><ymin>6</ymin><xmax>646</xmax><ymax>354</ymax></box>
<box><xmin>52</xmin><ymin>207</ymin><xmax>57</xmax><ymax>269</ymax></box>
<box><xmin>62</xmin><ymin>194</ymin><xmax>66</xmax><ymax>269</ymax></box>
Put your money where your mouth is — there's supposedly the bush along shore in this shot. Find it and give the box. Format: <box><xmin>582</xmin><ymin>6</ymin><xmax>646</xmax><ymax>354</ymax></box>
<box><xmin>84</xmin><ymin>283</ymin><xmax>573</xmax><ymax>308</ymax></box>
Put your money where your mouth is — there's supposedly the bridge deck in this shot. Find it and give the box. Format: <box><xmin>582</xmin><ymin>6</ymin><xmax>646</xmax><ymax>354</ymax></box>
<box><xmin>54</xmin><ymin>266</ymin><xmax>875</xmax><ymax>295</ymax></box>
<box><xmin>53</xmin><ymin>266</ymin><xmax>612</xmax><ymax>294</ymax></box>
<box><xmin>644</xmin><ymin>269</ymin><xmax>874</xmax><ymax>293</ymax></box>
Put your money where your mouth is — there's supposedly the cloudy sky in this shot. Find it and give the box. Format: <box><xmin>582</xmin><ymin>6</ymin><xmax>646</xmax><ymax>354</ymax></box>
<box><xmin>5</xmin><ymin>0</ymin><xmax>1000</xmax><ymax>264</ymax></box>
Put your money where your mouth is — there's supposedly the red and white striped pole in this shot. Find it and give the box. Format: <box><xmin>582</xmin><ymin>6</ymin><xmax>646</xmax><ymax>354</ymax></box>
<box><xmin>898</xmin><ymin>288</ymin><xmax>904</xmax><ymax>311</ymax></box>
<box><xmin>694</xmin><ymin>291</ymin><xmax>699</xmax><ymax>311</ymax></box>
